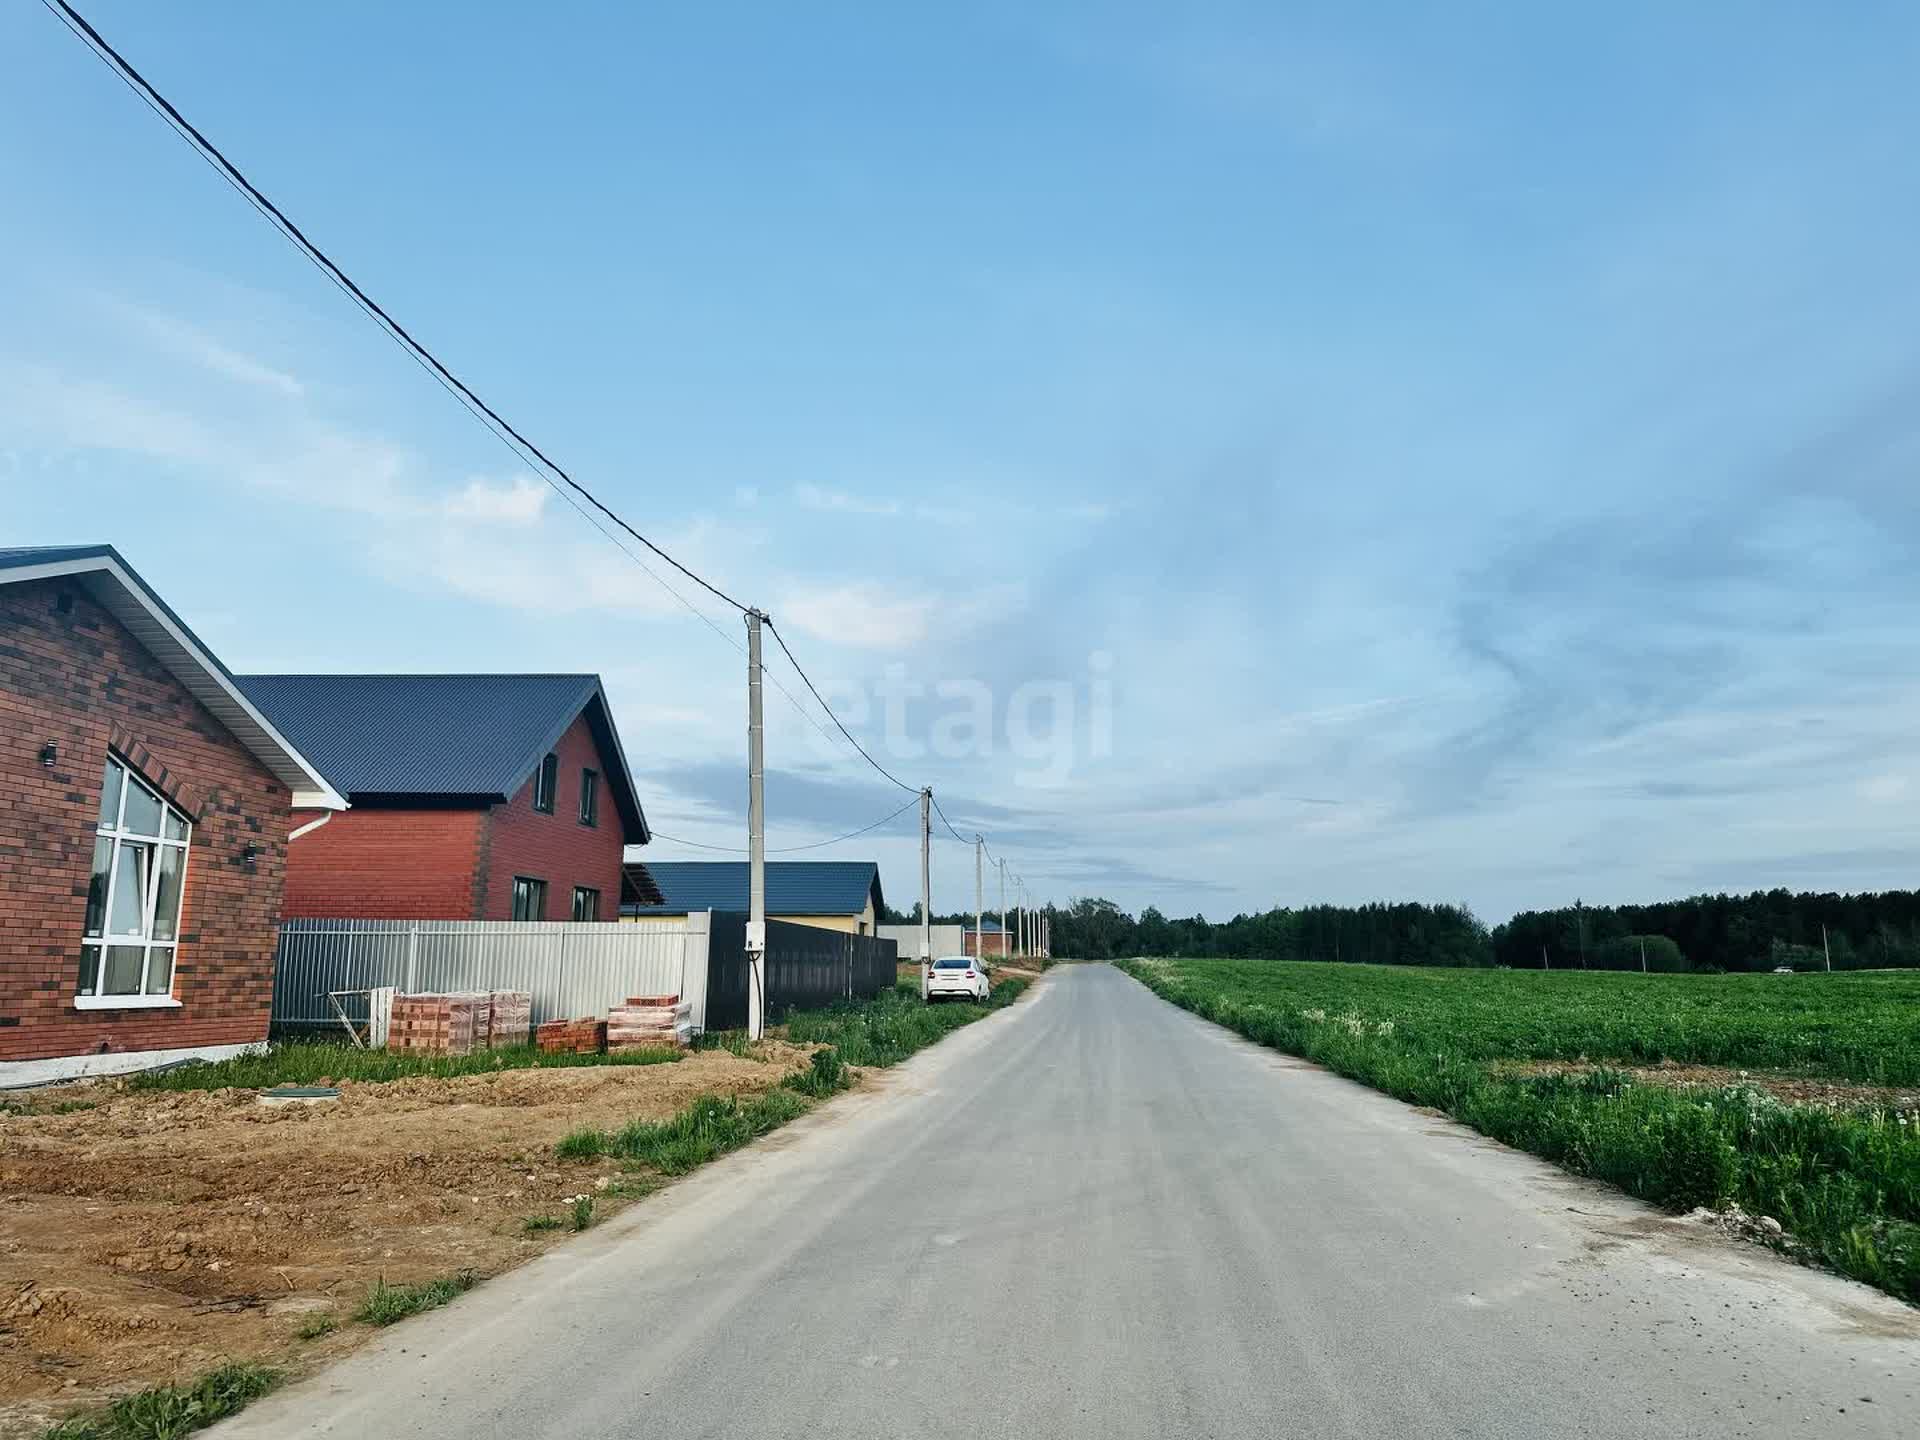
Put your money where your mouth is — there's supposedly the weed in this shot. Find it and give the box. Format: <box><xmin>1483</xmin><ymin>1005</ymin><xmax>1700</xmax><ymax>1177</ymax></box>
<box><xmin>292</xmin><ymin>1310</ymin><xmax>337</xmax><ymax>1341</ymax></box>
<box><xmin>784</xmin><ymin>980</ymin><xmax>1027</xmax><ymax>1069</ymax></box>
<box><xmin>783</xmin><ymin>1046</ymin><xmax>851</xmax><ymax>1098</ymax></box>
<box><xmin>554</xmin><ymin>1127</ymin><xmax>608</xmax><ymax>1161</ymax></box>
<box><xmin>353</xmin><ymin>1270</ymin><xmax>479</xmax><ymax>1326</ymax></box>
<box><xmin>522</xmin><ymin>1214</ymin><xmax>563</xmax><ymax>1235</ymax></box>
<box><xmin>611</xmin><ymin>1091</ymin><xmax>810</xmax><ymax>1175</ymax></box>
<box><xmin>570</xmin><ymin>1194</ymin><xmax>596</xmax><ymax>1231</ymax></box>
<box><xmin>43</xmin><ymin>1362</ymin><xmax>279</xmax><ymax>1439</ymax></box>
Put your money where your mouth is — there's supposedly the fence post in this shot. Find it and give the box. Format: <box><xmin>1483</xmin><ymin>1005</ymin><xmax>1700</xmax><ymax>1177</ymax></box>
<box><xmin>405</xmin><ymin>922</ymin><xmax>418</xmax><ymax>994</ymax></box>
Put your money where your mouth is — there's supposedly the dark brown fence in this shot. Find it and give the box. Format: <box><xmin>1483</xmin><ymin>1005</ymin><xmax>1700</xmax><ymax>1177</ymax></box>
<box><xmin>702</xmin><ymin>913</ymin><xmax>898</xmax><ymax>1032</ymax></box>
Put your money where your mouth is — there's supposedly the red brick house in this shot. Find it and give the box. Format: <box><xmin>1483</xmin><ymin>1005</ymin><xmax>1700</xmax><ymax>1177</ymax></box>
<box><xmin>0</xmin><ymin>546</ymin><xmax>345</xmax><ymax>1085</ymax></box>
<box><xmin>239</xmin><ymin>674</ymin><xmax>649</xmax><ymax>922</ymax></box>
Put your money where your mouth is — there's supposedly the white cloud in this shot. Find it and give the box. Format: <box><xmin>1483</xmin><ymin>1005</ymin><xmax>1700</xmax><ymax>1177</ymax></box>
<box><xmin>443</xmin><ymin>476</ymin><xmax>549</xmax><ymax>523</ymax></box>
<box><xmin>777</xmin><ymin>581</ymin><xmax>935</xmax><ymax>650</ymax></box>
<box><xmin>795</xmin><ymin>481</ymin><xmax>902</xmax><ymax>516</ymax></box>
<box><xmin>106</xmin><ymin>300</ymin><xmax>306</xmax><ymax>398</ymax></box>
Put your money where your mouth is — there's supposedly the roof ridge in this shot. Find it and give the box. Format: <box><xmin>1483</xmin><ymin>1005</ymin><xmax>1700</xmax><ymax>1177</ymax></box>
<box><xmin>238</xmin><ymin>672</ymin><xmax>600</xmax><ymax>681</ymax></box>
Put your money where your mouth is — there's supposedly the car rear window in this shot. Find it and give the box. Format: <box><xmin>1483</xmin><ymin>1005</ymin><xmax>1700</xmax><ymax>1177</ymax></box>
<box><xmin>934</xmin><ymin>958</ymin><xmax>970</xmax><ymax>970</ymax></box>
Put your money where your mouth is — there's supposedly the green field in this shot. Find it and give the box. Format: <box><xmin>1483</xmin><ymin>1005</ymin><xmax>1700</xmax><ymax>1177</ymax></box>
<box><xmin>1118</xmin><ymin>958</ymin><xmax>1920</xmax><ymax>1304</ymax></box>
<box><xmin>1124</xmin><ymin>959</ymin><xmax>1920</xmax><ymax>1083</ymax></box>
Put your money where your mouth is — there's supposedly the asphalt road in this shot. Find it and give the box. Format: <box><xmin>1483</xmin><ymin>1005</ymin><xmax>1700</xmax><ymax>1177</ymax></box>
<box><xmin>220</xmin><ymin>963</ymin><xmax>1920</xmax><ymax>1439</ymax></box>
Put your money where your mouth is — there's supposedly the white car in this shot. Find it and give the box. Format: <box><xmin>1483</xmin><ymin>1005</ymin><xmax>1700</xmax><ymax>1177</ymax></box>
<box><xmin>925</xmin><ymin>955</ymin><xmax>990</xmax><ymax>1003</ymax></box>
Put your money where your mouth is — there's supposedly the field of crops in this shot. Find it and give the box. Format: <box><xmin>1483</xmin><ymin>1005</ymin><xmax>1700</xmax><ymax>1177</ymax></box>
<box><xmin>1118</xmin><ymin>958</ymin><xmax>1920</xmax><ymax>1304</ymax></box>
<box><xmin>1124</xmin><ymin>959</ymin><xmax>1920</xmax><ymax>1083</ymax></box>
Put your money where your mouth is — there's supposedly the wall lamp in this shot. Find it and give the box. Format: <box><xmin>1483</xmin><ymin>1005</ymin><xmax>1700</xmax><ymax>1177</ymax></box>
<box><xmin>40</xmin><ymin>742</ymin><xmax>57</xmax><ymax>768</ymax></box>
<box><xmin>243</xmin><ymin>843</ymin><xmax>260</xmax><ymax>871</ymax></box>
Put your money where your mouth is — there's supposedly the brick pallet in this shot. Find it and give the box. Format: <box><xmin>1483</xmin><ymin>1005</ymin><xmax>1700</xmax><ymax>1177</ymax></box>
<box><xmin>607</xmin><ymin>994</ymin><xmax>690</xmax><ymax>1052</ymax></box>
<box><xmin>486</xmin><ymin>990</ymin><xmax>532</xmax><ymax>1049</ymax></box>
<box><xmin>389</xmin><ymin>992</ymin><xmax>491</xmax><ymax>1056</ymax></box>
<box><xmin>536</xmin><ymin>1017</ymin><xmax>607</xmax><ymax>1054</ymax></box>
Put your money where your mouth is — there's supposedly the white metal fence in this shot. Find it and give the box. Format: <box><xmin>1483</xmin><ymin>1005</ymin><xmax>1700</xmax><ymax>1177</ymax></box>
<box><xmin>273</xmin><ymin>914</ymin><xmax>714</xmax><ymax>1034</ymax></box>
<box><xmin>875</xmin><ymin>923</ymin><xmax>967</xmax><ymax>959</ymax></box>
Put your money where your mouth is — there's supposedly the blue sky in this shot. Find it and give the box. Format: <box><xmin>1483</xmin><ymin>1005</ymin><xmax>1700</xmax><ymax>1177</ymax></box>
<box><xmin>6</xmin><ymin>2</ymin><xmax>1920</xmax><ymax>923</ymax></box>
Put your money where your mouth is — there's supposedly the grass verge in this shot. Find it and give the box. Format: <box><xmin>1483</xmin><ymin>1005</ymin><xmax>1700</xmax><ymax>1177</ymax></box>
<box><xmin>43</xmin><ymin>1362</ymin><xmax>280</xmax><ymax>1440</ymax></box>
<box><xmin>353</xmin><ymin>1270</ymin><xmax>479</xmax><ymax>1326</ymax></box>
<box><xmin>127</xmin><ymin>1039</ymin><xmax>681</xmax><ymax>1093</ymax></box>
<box><xmin>1118</xmin><ymin>959</ymin><xmax>1920</xmax><ymax>1305</ymax></box>
<box><xmin>783</xmin><ymin>977</ymin><xmax>1029</xmax><ymax>1066</ymax></box>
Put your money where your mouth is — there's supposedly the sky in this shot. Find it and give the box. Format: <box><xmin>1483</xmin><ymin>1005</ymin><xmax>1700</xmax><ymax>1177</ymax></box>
<box><xmin>6</xmin><ymin>1</ymin><xmax>1920</xmax><ymax>925</ymax></box>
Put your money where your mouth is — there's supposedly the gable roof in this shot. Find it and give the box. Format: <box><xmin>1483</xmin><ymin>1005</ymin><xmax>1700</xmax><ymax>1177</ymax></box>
<box><xmin>0</xmin><ymin>545</ymin><xmax>345</xmax><ymax>810</ymax></box>
<box><xmin>238</xmin><ymin>673</ymin><xmax>649</xmax><ymax>843</ymax></box>
<box><xmin>623</xmin><ymin>860</ymin><xmax>883</xmax><ymax>918</ymax></box>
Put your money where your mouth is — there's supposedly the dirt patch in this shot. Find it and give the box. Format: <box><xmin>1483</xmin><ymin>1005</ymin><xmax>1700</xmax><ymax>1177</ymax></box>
<box><xmin>1497</xmin><ymin>1058</ymin><xmax>1920</xmax><ymax>1112</ymax></box>
<box><xmin>0</xmin><ymin>1044</ymin><xmax>813</xmax><ymax>1437</ymax></box>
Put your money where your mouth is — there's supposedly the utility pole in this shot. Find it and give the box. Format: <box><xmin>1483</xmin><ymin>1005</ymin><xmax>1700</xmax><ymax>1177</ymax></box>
<box><xmin>974</xmin><ymin>835</ymin><xmax>984</xmax><ymax>967</ymax></box>
<box><xmin>1639</xmin><ymin>938</ymin><xmax>1647</xmax><ymax>974</ymax></box>
<box><xmin>918</xmin><ymin>788</ymin><xmax>932</xmax><ymax>973</ymax></box>
<box><xmin>1822</xmin><ymin>922</ymin><xmax>1832</xmax><ymax>973</ymax></box>
<box><xmin>745</xmin><ymin>608</ymin><xmax>767</xmax><ymax>1041</ymax></box>
<box><xmin>998</xmin><ymin>857</ymin><xmax>1008</xmax><ymax>962</ymax></box>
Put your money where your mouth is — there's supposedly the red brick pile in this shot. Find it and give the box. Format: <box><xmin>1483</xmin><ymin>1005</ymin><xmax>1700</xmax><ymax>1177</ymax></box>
<box><xmin>607</xmin><ymin>994</ymin><xmax>689</xmax><ymax>1052</ymax></box>
<box><xmin>486</xmin><ymin>990</ymin><xmax>533</xmax><ymax>1048</ymax></box>
<box><xmin>535</xmin><ymin>1017</ymin><xmax>608</xmax><ymax>1054</ymax></box>
<box><xmin>389</xmin><ymin>992</ymin><xmax>491</xmax><ymax>1056</ymax></box>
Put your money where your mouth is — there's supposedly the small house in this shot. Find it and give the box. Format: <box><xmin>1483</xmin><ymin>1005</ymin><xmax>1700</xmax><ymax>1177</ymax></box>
<box><xmin>622</xmin><ymin>860</ymin><xmax>884</xmax><ymax>935</ymax></box>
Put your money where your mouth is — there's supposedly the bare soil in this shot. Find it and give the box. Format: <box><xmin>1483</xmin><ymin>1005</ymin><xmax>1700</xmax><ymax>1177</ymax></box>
<box><xmin>0</xmin><ymin>1044</ymin><xmax>813</xmax><ymax>1437</ymax></box>
<box><xmin>1498</xmin><ymin>1058</ymin><xmax>1920</xmax><ymax>1111</ymax></box>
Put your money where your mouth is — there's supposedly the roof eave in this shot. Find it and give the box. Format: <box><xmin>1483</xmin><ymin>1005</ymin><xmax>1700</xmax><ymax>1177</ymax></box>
<box><xmin>6</xmin><ymin>549</ymin><xmax>346</xmax><ymax>810</ymax></box>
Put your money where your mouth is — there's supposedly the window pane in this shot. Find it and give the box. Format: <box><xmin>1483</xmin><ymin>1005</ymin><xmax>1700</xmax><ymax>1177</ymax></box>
<box><xmin>121</xmin><ymin>777</ymin><xmax>163</xmax><ymax>837</ymax></box>
<box><xmin>572</xmin><ymin>887</ymin><xmax>599</xmax><ymax>921</ymax></box>
<box><xmin>84</xmin><ymin>837</ymin><xmax>112</xmax><ymax>937</ymax></box>
<box><xmin>103</xmin><ymin>944</ymin><xmax>144</xmax><ymax>995</ymax></box>
<box><xmin>78</xmin><ymin>946</ymin><xmax>101</xmax><ymax>996</ymax></box>
<box><xmin>534</xmin><ymin>753</ymin><xmax>557</xmax><ymax>813</ymax></box>
<box><xmin>164</xmin><ymin>810</ymin><xmax>190</xmax><ymax>842</ymax></box>
<box><xmin>580</xmin><ymin>770</ymin><xmax>598</xmax><ymax>826</ymax></box>
<box><xmin>144</xmin><ymin>947</ymin><xmax>175</xmax><ymax>996</ymax></box>
<box><xmin>108</xmin><ymin>842</ymin><xmax>153</xmax><ymax>937</ymax></box>
<box><xmin>152</xmin><ymin>847</ymin><xmax>187</xmax><ymax>942</ymax></box>
<box><xmin>97</xmin><ymin>759</ymin><xmax>124</xmax><ymax>827</ymax></box>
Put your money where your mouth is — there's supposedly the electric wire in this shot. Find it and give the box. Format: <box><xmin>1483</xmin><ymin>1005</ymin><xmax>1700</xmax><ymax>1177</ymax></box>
<box><xmin>647</xmin><ymin>794</ymin><xmax>922</xmax><ymax>855</ymax></box>
<box><xmin>46</xmin><ymin>0</ymin><xmax>1037</xmax><ymax>886</ymax></box>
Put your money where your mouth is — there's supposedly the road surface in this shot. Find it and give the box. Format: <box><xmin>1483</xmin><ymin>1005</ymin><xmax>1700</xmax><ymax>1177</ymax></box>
<box><xmin>220</xmin><ymin>963</ymin><xmax>1920</xmax><ymax>1439</ymax></box>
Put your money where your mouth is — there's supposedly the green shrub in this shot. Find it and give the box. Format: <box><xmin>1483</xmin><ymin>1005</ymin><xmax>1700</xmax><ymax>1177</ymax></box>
<box><xmin>783</xmin><ymin>1046</ymin><xmax>850</xmax><ymax>1098</ymax></box>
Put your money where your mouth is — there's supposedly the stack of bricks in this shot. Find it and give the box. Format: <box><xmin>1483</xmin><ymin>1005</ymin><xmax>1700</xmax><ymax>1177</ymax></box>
<box><xmin>535</xmin><ymin>1017</ymin><xmax>607</xmax><ymax>1054</ymax></box>
<box><xmin>389</xmin><ymin>992</ymin><xmax>492</xmax><ymax>1056</ymax></box>
<box><xmin>607</xmin><ymin>994</ymin><xmax>689</xmax><ymax>1052</ymax></box>
<box><xmin>486</xmin><ymin>990</ymin><xmax>533</xmax><ymax>1049</ymax></box>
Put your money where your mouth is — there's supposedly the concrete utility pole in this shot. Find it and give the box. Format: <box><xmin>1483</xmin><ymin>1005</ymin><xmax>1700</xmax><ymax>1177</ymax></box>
<box><xmin>745</xmin><ymin>608</ymin><xmax>767</xmax><ymax>1041</ymax></box>
<box><xmin>998</xmin><ymin>858</ymin><xmax>1008</xmax><ymax>961</ymax></box>
<box><xmin>918</xmin><ymin>788</ymin><xmax>932</xmax><ymax>971</ymax></box>
<box><xmin>1822</xmin><ymin>923</ymin><xmax>1832</xmax><ymax>973</ymax></box>
<box><xmin>974</xmin><ymin>835</ymin><xmax>984</xmax><ymax>965</ymax></box>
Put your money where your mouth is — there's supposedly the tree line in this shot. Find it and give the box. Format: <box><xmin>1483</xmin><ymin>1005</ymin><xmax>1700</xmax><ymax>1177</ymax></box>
<box><xmin>940</xmin><ymin>888</ymin><xmax>1920</xmax><ymax>972</ymax></box>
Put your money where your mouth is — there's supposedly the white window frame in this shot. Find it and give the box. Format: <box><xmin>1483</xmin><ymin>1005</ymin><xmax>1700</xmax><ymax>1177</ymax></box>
<box><xmin>78</xmin><ymin>755</ymin><xmax>190</xmax><ymax>1010</ymax></box>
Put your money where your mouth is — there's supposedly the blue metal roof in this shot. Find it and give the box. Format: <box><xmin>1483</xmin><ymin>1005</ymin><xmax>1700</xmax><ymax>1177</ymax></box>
<box><xmin>624</xmin><ymin>860</ymin><xmax>883</xmax><ymax>918</ymax></box>
<box><xmin>239</xmin><ymin>673</ymin><xmax>648</xmax><ymax>842</ymax></box>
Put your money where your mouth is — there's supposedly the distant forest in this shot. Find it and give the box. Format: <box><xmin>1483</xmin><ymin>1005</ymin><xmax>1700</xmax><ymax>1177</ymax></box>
<box><xmin>913</xmin><ymin>890</ymin><xmax>1920</xmax><ymax>972</ymax></box>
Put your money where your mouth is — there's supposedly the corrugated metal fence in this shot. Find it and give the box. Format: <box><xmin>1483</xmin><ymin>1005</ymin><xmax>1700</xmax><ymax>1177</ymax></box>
<box><xmin>695</xmin><ymin>915</ymin><xmax>899</xmax><ymax>1032</ymax></box>
<box><xmin>273</xmin><ymin>914</ymin><xmax>712</xmax><ymax>1033</ymax></box>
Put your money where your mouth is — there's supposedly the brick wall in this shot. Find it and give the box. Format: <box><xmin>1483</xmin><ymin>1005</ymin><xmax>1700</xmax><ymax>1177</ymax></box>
<box><xmin>0</xmin><ymin>579</ymin><xmax>290</xmax><ymax>1063</ymax></box>
<box><xmin>481</xmin><ymin>712</ymin><xmax>625</xmax><ymax>921</ymax></box>
<box><xmin>281</xmin><ymin>806</ymin><xmax>487</xmax><ymax>918</ymax></box>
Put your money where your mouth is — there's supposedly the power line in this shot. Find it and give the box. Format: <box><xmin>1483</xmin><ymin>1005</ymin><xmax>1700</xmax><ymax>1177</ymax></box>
<box><xmin>648</xmin><ymin>794</ymin><xmax>922</xmax><ymax>855</ymax></box>
<box><xmin>42</xmin><ymin>0</ymin><xmax>749</xmax><ymax>617</ymax></box>
<box><xmin>47</xmin><ymin>0</ymin><xmax>1027</xmax><ymax>864</ymax></box>
<box><xmin>763</xmin><ymin>619</ymin><xmax>918</xmax><ymax>795</ymax></box>
<box><xmin>931</xmin><ymin>794</ymin><xmax>974</xmax><ymax>847</ymax></box>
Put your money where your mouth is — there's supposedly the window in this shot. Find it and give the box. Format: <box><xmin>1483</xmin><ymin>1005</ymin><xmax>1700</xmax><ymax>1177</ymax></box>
<box><xmin>81</xmin><ymin>755</ymin><xmax>190</xmax><ymax>1006</ymax></box>
<box><xmin>511</xmin><ymin>876</ymin><xmax>548</xmax><ymax>922</ymax></box>
<box><xmin>532</xmin><ymin>753</ymin><xmax>558</xmax><ymax>814</ymax></box>
<box><xmin>571</xmin><ymin>886</ymin><xmax>600</xmax><ymax>922</ymax></box>
<box><xmin>579</xmin><ymin>768</ymin><xmax>599</xmax><ymax>827</ymax></box>
<box><xmin>934</xmin><ymin>957</ymin><xmax>971</xmax><ymax>970</ymax></box>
